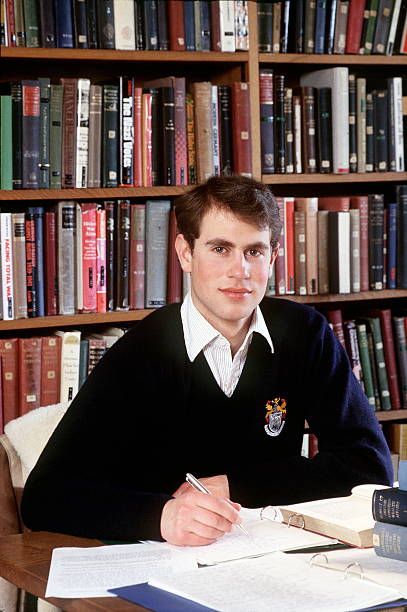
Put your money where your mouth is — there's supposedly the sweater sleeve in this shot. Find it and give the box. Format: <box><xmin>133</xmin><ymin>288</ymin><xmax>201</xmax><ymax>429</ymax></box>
<box><xmin>21</xmin><ymin>326</ymin><xmax>172</xmax><ymax>542</ymax></box>
<box><xmin>228</xmin><ymin>312</ymin><xmax>394</xmax><ymax>507</ymax></box>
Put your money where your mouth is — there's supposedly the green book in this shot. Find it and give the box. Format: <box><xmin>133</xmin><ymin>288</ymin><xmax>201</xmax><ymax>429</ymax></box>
<box><xmin>23</xmin><ymin>0</ymin><xmax>40</xmax><ymax>46</ymax></box>
<box><xmin>356</xmin><ymin>322</ymin><xmax>375</xmax><ymax>410</ymax></box>
<box><xmin>50</xmin><ymin>84</ymin><xmax>63</xmax><ymax>190</ymax></box>
<box><xmin>0</xmin><ymin>95</ymin><xmax>13</xmax><ymax>190</ymax></box>
<box><xmin>363</xmin><ymin>0</ymin><xmax>380</xmax><ymax>55</ymax></box>
<box><xmin>366</xmin><ymin>317</ymin><xmax>391</xmax><ymax>410</ymax></box>
<box><xmin>39</xmin><ymin>78</ymin><xmax>51</xmax><ymax>189</ymax></box>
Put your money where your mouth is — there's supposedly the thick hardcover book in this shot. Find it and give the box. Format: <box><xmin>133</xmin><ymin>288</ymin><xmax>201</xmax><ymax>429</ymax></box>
<box><xmin>194</xmin><ymin>0</ymin><xmax>201</xmax><ymax>50</ymax></box>
<box><xmin>387</xmin><ymin>77</ymin><xmax>404</xmax><ymax>172</ymax></box>
<box><xmin>219</xmin><ymin>0</ymin><xmax>235</xmax><ymax>52</ymax></box>
<box><xmin>327</xmin><ymin>309</ymin><xmax>346</xmax><ymax>347</ymax></box>
<box><xmin>102</xmin><ymin>84</ymin><xmax>119</xmax><ymax>188</ymax></box>
<box><xmin>115</xmin><ymin>200</ymin><xmax>130</xmax><ymax>311</ymax></box>
<box><xmin>167</xmin><ymin>207</ymin><xmax>182</xmax><ymax>304</ymax></box>
<box><xmin>349</xmin><ymin>208</ymin><xmax>360</xmax><ymax>292</ymax></box>
<box><xmin>370</xmin><ymin>309</ymin><xmax>402</xmax><ymax>410</ymax></box>
<box><xmin>373</xmin><ymin>487</ymin><xmax>407</xmax><ymax>526</ymax></box>
<box><xmin>22</xmin><ymin>80</ymin><xmax>40</xmax><ymax>189</ymax></box>
<box><xmin>300</xmin><ymin>86</ymin><xmax>317</xmax><ymax>174</ymax></box>
<box><xmin>11</xmin><ymin>212</ymin><xmax>27</xmax><ymax>319</ymax></box>
<box><xmin>367</xmin><ymin>326</ymin><xmax>382</xmax><ymax>410</ymax></box>
<box><xmin>0</xmin><ymin>339</ymin><xmax>18</xmax><ymax>424</ymax></box>
<box><xmin>38</xmin><ymin>0</ymin><xmax>55</xmax><ymax>47</ymax></box>
<box><xmin>348</xmin><ymin>74</ymin><xmax>357</xmax><ymax>172</ymax></box>
<box><xmin>343</xmin><ymin>319</ymin><xmax>363</xmax><ymax>382</ymax></box>
<box><xmin>129</xmin><ymin>204</ymin><xmax>145</xmax><ymax>310</ymax></box>
<box><xmin>293</xmin><ymin>94</ymin><xmax>302</xmax><ymax>173</ymax></box>
<box><xmin>56</xmin><ymin>329</ymin><xmax>81</xmax><ymax>403</ymax></box>
<box><xmin>294</xmin><ymin>209</ymin><xmax>306</xmax><ymax>295</ymax></box>
<box><xmin>316</xmin><ymin>87</ymin><xmax>332</xmax><ymax>173</ymax></box>
<box><xmin>257</xmin><ymin>0</ymin><xmax>273</xmax><ymax>52</ymax></box>
<box><xmin>0</xmin><ymin>95</ymin><xmax>12</xmax><ymax>190</ymax></box>
<box><xmin>77</xmin><ymin>204</ymin><xmax>84</xmax><ymax>312</ymax></box>
<box><xmin>87</xmin><ymin>0</ymin><xmax>98</xmax><ymax>48</ymax></box>
<box><xmin>57</xmin><ymin>201</ymin><xmax>76</xmax><ymax>315</ymax></box>
<box><xmin>80</xmin><ymin>203</ymin><xmax>97</xmax><ymax>313</ymax></box>
<box><xmin>365</xmin><ymin>90</ymin><xmax>374</xmax><ymax>172</ymax></box>
<box><xmin>10</xmin><ymin>82</ymin><xmax>22</xmax><ymax>189</ymax></box>
<box><xmin>145</xmin><ymin>199</ymin><xmax>171</xmax><ymax>308</ymax></box>
<box><xmin>373</xmin><ymin>521</ymin><xmax>407</xmax><ymax>561</ymax></box>
<box><xmin>366</xmin><ymin>316</ymin><xmax>392</xmax><ymax>410</ymax></box>
<box><xmin>304</xmin><ymin>0</ymin><xmax>316</xmax><ymax>53</ymax></box>
<box><xmin>356</xmin><ymin>322</ymin><xmax>376</xmax><ymax>409</ymax></box>
<box><xmin>328</xmin><ymin>211</ymin><xmax>351</xmax><ymax>294</ymax></box>
<box><xmin>317</xmin><ymin>210</ymin><xmax>329</xmax><ymax>294</ymax></box>
<box><xmin>143</xmin><ymin>0</ymin><xmax>158</xmax><ymax>50</ymax></box>
<box><xmin>28</xmin><ymin>207</ymin><xmax>45</xmax><ymax>317</ymax></box>
<box><xmin>368</xmin><ymin>193</ymin><xmax>385</xmax><ymax>290</ymax></box>
<box><xmin>98</xmin><ymin>0</ymin><xmax>115</xmax><ymax>48</ymax></box>
<box><xmin>326</xmin><ymin>0</ymin><xmax>338</xmax><ymax>53</ymax></box>
<box><xmin>38</xmin><ymin>77</ymin><xmax>51</xmax><ymax>189</ymax></box>
<box><xmin>362</xmin><ymin>0</ymin><xmax>380</xmax><ymax>54</ymax></box>
<box><xmin>14</xmin><ymin>0</ymin><xmax>25</xmax><ymax>46</ymax></box>
<box><xmin>283</xmin><ymin>197</ymin><xmax>295</xmax><ymax>294</ymax></box>
<box><xmin>96</xmin><ymin>206</ymin><xmax>106</xmax><ymax>313</ymax></box>
<box><xmin>259</xmin><ymin>69</ymin><xmax>274</xmax><ymax>174</ymax></box>
<box><xmin>300</xmin><ymin>67</ymin><xmax>349</xmax><ymax>174</ymax></box>
<box><xmin>141</xmin><ymin>91</ymin><xmax>152</xmax><ymax>187</ymax></box>
<box><xmin>54</xmin><ymin>0</ymin><xmax>73</xmax><ymax>47</ymax></box>
<box><xmin>356</xmin><ymin>77</ymin><xmax>367</xmax><ymax>172</ymax></box>
<box><xmin>386</xmin><ymin>0</ymin><xmax>402</xmax><ymax>55</ymax></box>
<box><xmin>133</xmin><ymin>0</ymin><xmax>144</xmax><ymax>49</ymax></box>
<box><xmin>218</xmin><ymin>85</ymin><xmax>233</xmax><ymax>177</ymax></box>
<box><xmin>78</xmin><ymin>338</ymin><xmax>89</xmax><ymax>388</ymax></box>
<box><xmin>185</xmin><ymin>94</ymin><xmax>197</xmax><ymax>184</ymax></box>
<box><xmin>193</xmin><ymin>81</ymin><xmax>214</xmax><ymax>182</ymax></box>
<box><xmin>49</xmin><ymin>84</ymin><xmax>63</xmax><ymax>189</ymax></box>
<box><xmin>386</xmin><ymin>201</ymin><xmax>397</xmax><ymax>290</ymax></box>
<box><xmin>0</xmin><ymin>214</ymin><xmax>14</xmax><ymax>320</ymax></box>
<box><xmin>211</xmin><ymin>85</ymin><xmax>221</xmax><ymax>176</ymax></box>
<box><xmin>157</xmin><ymin>0</ymin><xmax>169</xmax><ymax>50</ymax></box>
<box><xmin>40</xmin><ymin>335</ymin><xmax>61</xmax><ymax>406</ymax></box>
<box><xmin>284</xmin><ymin>87</ymin><xmax>294</xmax><ymax>173</ymax></box>
<box><xmin>60</xmin><ymin>78</ymin><xmax>77</xmax><ymax>188</ymax></box>
<box><xmin>235</xmin><ymin>0</ymin><xmax>249</xmax><ymax>51</ymax></box>
<box><xmin>275</xmin><ymin>198</ymin><xmax>286</xmax><ymax>295</ymax></box>
<box><xmin>345</xmin><ymin>0</ymin><xmax>365</xmax><ymax>53</ymax></box>
<box><xmin>393</xmin><ymin>316</ymin><xmax>407</xmax><ymax>408</ymax></box>
<box><xmin>87</xmin><ymin>84</ymin><xmax>102</xmax><ymax>188</ymax></box>
<box><xmin>372</xmin><ymin>0</ymin><xmax>393</xmax><ymax>54</ymax></box>
<box><xmin>75</xmin><ymin>78</ymin><xmax>90</xmax><ymax>188</ymax></box>
<box><xmin>373</xmin><ymin>89</ymin><xmax>388</xmax><ymax>171</ymax></box>
<box><xmin>333</xmin><ymin>0</ymin><xmax>349</xmax><ymax>54</ymax></box>
<box><xmin>184</xmin><ymin>0</ymin><xmax>195</xmax><ymax>50</ymax></box>
<box><xmin>105</xmin><ymin>201</ymin><xmax>115</xmax><ymax>311</ymax></box>
<box><xmin>119</xmin><ymin>77</ymin><xmax>134</xmax><ymax>186</ymax></box>
<box><xmin>160</xmin><ymin>86</ymin><xmax>176</xmax><ymax>186</ymax></box>
<box><xmin>199</xmin><ymin>0</ymin><xmax>211</xmax><ymax>51</ymax></box>
<box><xmin>73</xmin><ymin>0</ymin><xmax>88</xmax><ymax>48</ymax></box>
<box><xmin>295</xmin><ymin>198</ymin><xmax>318</xmax><ymax>295</ymax></box>
<box><xmin>231</xmin><ymin>82</ymin><xmax>252</xmax><ymax>177</ymax></box>
<box><xmin>274</xmin><ymin>74</ymin><xmax>286</xmax><ymax>174</ymax></box>
<box><xmin>390</xmin><ymin>423</ymin><xmax>407</xmax><ymax>459</ymax></box>
<box><xmin>133</xmin><ymin>86</ymin><xmax>143</xmax><ymax>187</ymax></box>
<box><xmin>25</xmin><ymin>211</ymin><xmax>37</xmax><ymax>317</ymax></box>
<box><xmin>86</xmin><ymin>337</ymin><xmax>106</xmax><ymax>374</ymax></box>
<box><xmin>113</xmin><ymin>0</ymin><xmax>135</xmax><ymax>49</ymax></box>
<box><xmin>287</xmin><ymin>0</ymin><xmax>304</xmax><ymax>52</ymax></box>
<box><xmin>4</xmin><ymin>0</ymin><xmax>16</xmax><ymax>47</ymax></box>
<box><xmin>23</xmin><ymin>0</ymin><xmax>40</xmax><ymax>46</ymax></box>
<box><xmin>397</xmin><ymin>185</ymin><xmax>407</xmax><ymax>288</ymax></box>
<box><xmin>18</xmin><ymin>337</ymin><xmax>41</xmax><ymax>415</ymax></box>
<box><xmin>167</xmin><ymin>0</ymin><xmax>185</xmax><ymax>50</ymax></box>
<box><xmin>314</xmin><ymin>0</ymin><xmax>327</xmax><ymax>54</ymax></box>
<box><xmin>44</xmin><ymin>209</ymin><xmax>57</xmax><ymax>316</ymax></box>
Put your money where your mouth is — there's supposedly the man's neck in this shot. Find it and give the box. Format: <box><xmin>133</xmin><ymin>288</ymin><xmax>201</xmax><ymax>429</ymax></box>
<box><xmin>212</xmin><ymin>317</ymin><xmax>252</xmax><ymax>357</ymax></box>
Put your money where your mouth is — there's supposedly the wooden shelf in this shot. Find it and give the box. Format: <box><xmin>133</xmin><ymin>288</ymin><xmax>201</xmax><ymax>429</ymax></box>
<box><xmin>0</xmin><ymin>46</ymin><xmax>248</xmax><ymax>63</ymax></box>
<box><xmin>259</xmin><ymin>53</ymin><xmax>407</xmax><ymax>66</ymax></box>
<box><xmin>262</xmin><ymin>172</ymin><xmax>407</xmax><ymax>185</ymax></box>
<box><xmin>276</xmin><ymin>290</ymin><xmax>407</xmax><ymax>304</ymax></box>
<box><xmin>0</xmin><ymin>186</ymin><xmax>190</xmax><ymax>201</ymax></box>
<box><xmin>0</xmin><ymin>310</ymin><xmax>151</xmax><ymax>331</ymax></box>
<box><xmin>377</xmin><ymin>410</ymin><xmax>407</xmax><ymax>422</ymax></box>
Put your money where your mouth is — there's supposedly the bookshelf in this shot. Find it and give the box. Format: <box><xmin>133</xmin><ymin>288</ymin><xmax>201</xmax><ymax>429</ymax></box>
<box><xmin>0</xmin><ymin>0</ymin><xmax>407</xmax><ymax>441</ymax></box>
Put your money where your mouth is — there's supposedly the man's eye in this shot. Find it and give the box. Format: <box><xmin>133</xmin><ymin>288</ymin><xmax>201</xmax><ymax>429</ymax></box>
<box><xmin>247</xmin><ymin>249</ymin><xmax>261</xmax><ymax>257</ymax></box>
<box><xmin>214</xmin><ymin>246</ymin><xmax>226</xmax><ymax>254</ymax></box>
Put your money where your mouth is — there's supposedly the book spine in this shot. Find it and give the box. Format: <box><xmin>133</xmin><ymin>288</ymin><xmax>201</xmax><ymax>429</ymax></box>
<box><xmin>211</xmin><ymin>85</ymin><xmax>221</xmax><ymax>176</ymax></box>
<box><xmin>114</xmin><ymin>0</ymin><xmax>135</xmax><ymax>50</ymax></box>
<box><xmin>18</xmin><ymin>337</ymin><xmax>41</xmax><ymax>415</ymax></box>
<box><xmin>28</xmin><ymin>207</ymin><xmax>45</xmax><ymax>317</ymax></box>
<box><xmin>78</xmin><ymin>338</ymin><xmax>89</xmax><ymax>389</ymax></box>
<box><xmin>317</xmin><ymin>210</ymin><xmax>329</xmax><ymax>294</ymax></box>
<box><xmin>185</xmin><ymin>0</ymin><xmax>196</xmax><ymax>50</ymax></box>
<box><xmin>219</xmin><ymin>0</ymin><xmax>235</xmax><ymax>52</ymax></box>
<box><xmin>393</xmin><ymin>316</ymin><xmax>407</xmax><ymax>408</ymax></box>
<box><xmin>234</xmin><ymin>0</ymin><xmax>248</xmax><ymax>51</ymax></box>
<box><xmin>304</xmin><ymin>0</ymin><xmax>316</xmax><ymax>53</ymax></box>
<box><xmin>119</xmin><ymin>76</ymin><xmax>134</xmax><ymax>186</ymax></box>
<box><xmin>217</xmin><ymin>85</ymin><xmax>232</xmax><ymax>177</ymax></box>
<box><xmin>75</xmin><ymin>78</ymin><xmax>90</xmax><ymax>188</ymax></box>
<box><xmin>161</xmin><ymin>86</ymin><xmax>176</xmax><ymax>185</ymax></box>
<box><xmin>0</xmin><ymin>96</ymin><xmax>12</xmax><ymax>190</ymax></box>
<box><xmin>173</xmin><ymin>78</ymin><xmax>188</xmax><ymax>185</ymax></box>
<box><xmin>365</xmin><ymin>91</ymin><xmax>374</xmax><ymax>172</ymax></box>
<box><xmin>23</xmin><ymin>0</ymin><xmax>39</xmax><ymax>47</ymax></box>
<box><xmin>328</xmin><ymin>211</ymin><xmax>351</xmax><ymax>294</ymax></box>
<box><xmin>372</xmin><ymin>487</ymin><xmax>407</xmax><ymax>526</ymax></box>
<box><xmin>0</xmin><ymin>339</ymin><xmax>19</xmax><ymax>423</ymax></box>
<box><xmin>10</xmin><ymin>82</ymin><xmax>22</xmax><ymax>189</ymax></box>
<box><xmin>356</xmin><ymin>77</ymin><xmax>366</xmax><ymax>172</ymax></box>
<box><xmin>345</xmin><ymin>0</ymin><xmax>365</xmax><ymax>53</ymax></box>
<box><xmin>349</xmin><ymin>209</ymin><xmax>360</xmax><ymax>293</ymax></box>
<box><xmin>115</xmin><ymin>200</ymin><xmax>130</xmax><ymax>310</ymax></box>
<box><xmin>326</xmin><ymin>0</ymin><xmax>338</xmax><ymax>53</ymax></box>
<box><xmin>0</xmin><ymin>214</ymin><xmax>14</xmax><ymax>320</ymax></box>
<box><xmin>87</xmin><ymin>84</ymin><xmax>102</xmax><ymax>188</ymax></box>
<box><xmin>348</xmin><ymin>74</ymin><xmax>357</xmax><ymax>173</ymax></box>
<box><xmin>397</xmin><ymin>185</ymin><xmax>407</xmax><ymax>288</ymax></box>
<box><xmin>274</xmin><ymin>74</ymin><xmax>286</xmax><ymax>174</ymax></box>
<box><xmin>80</xmin><ymin>203</ymin><xmax>97</xmax><ymax>313</ymax></box>
<box><xmin>257</xmin><ymin>0</ymin><xmax>272</xmax><ymax>52</ymax></box>
<box><xmin>363</xmin><ymin>0</ymin><xmax>380</xmax><ymax>54</ymax></box>
<box><xmin>132</xmin><ymin>86</ymin><xmax>143</xmax><ymax>187</ymax></box>
<box><xmin>40</xmin><ymin>335</ymin><xmax>60</xmax><ymax>406</ymax></box>
<box><xmin>57</xmin><ymin>201</ymin><xmax>76</xmax><ymax>315</ymax></box>
<box><xmin>96</xmin><ymin>206</ymin><xmax>107</xmax><ymax>313</ymax></box>
<box><xmin>386</xmin><ymin>0</ymin><xmax>402</xmax><ymax>55</ymax></box>
<box><xmin>167</xmin><ymin>207</ymin><xmax>182</xmax><ymax>304</ymax></box>
<box><xmin>87</xmin><ymin>0</ymin><xmax>98</xmax><ymax>48</ymax></box>
<box><xmin>5</xmin><ymin>0</ymin><xmax>16</xmax><ymax>46</ymax></box>
<box><xmin>38</xmin><ymin>78</ymin><xmax>51</xmax><ymax>189</ymax></box>
<box><xmin>259</xmin><ymin>70</ymin><xmax>274</xmax><ymax>174</ymax></box>
<box><xmin>193</xmin><ymin>81</ymin><xmax>214</xmax><ymax>182</ymax></box>
<box><xmin>301</xmin><ymin>86</ymin><xmax>317</xmax><ymax>174</ymax></box>
<box><xmin>368</xmin><ymin>194</ymin><xmax>385</xmax><ymax>290</ymax></box>
<box><xmin>11</xmin><ymin>212</ymin><xmax>27</xmax><ymax>319</ymax></box>
<box><xmin>231</xmin><ymin>82</ymin><xmax>252</xmax><ymax>177</ymax></box>
<box><xmin>87</xmin><ymin>338</ymin><xmax>106</xmax><ymax>374</ymax></box>
<box><xmin>275</xmin><ymin>198</ymin><xmax>286</xmax><ymax>295</ymax></box>
<box><xmin>167</xmin><ymin>0</ymin><xmax>185</xmax><ymax>50</ymax></box>
<box><xmin>105</xmin><ymin>201</ymin><xmax>115</xmax><ymax>311</ymax></box>
<box><xmin>98</xmin><ymin>0</ymin><xmax>115</xmax><ymax>49</ymax></box>
<box><xmin>333</xmin><ymin>0</ymin><xmax>348</xmax><ymax>54</ymax></box>
<box><xmin>157</xmin><ymin>0</ymin><xmax>169</xmax><ymax>50</ymax></box>
<box><xmin>317</xmin><ymin>87</ymin><xmax>332</xmax><ymax>173</ymax></box>
<box><xmin>57</xmin><ymin>330</ymin><xmax>81</xmax><ymax>402</ymax></box>
<box><xmin>22</xmin><ymin>80</ymin><xmax>40</xmax><ymax>189</ymax></box>
<box><xmin>143</xmin><ymin>0</ymin><xmax>158</xmax><ymax>50</ymax></box>
<box><xmin>44</xmin><ymin>210</ymin><xmax>57</xmax><ymax>316</ymax></box>
<box><xmin>386</xmin><ymin>201</ymin><xmax>397</xmax><ymax>290</ymax></box>
<box><xmin>284</xmin><ymin>197</ymin><xmax>295</xmax><ymax>294</ymax></box>
<box><xmin>49</xmin><ymin>84</ymin><xmax>63</xmax><ymax>189</ymax></box>
<box><xmin>314</xmin><ymin>0</ymin><xmax>327</xmax><ymax>54</ymax></box>
<box><xmin>54</xmin><ymin>0</ymin><xmax>74</xmax><ymax>47</ymax></box>
<box><xmin>372</xmin><ymin>0</ymin><xmax>393</xmax><ymax>54</ymax></box>
<box><xmin>343</xmin><ymin>319</ymin><xmax>363</xmax><ymax>383</ymax></box>
<box><xmin>145</xmin><ymin>199</ymin><xmax>171</xmax><ymax>308</ymax></box>
<box><xmin>284</xmin><ymin>87</ymin><xmax>294</xmax><ymax>174</ymax></box>
<box><xmin>293</xmin><ymin>94</ymin><xmax>302</xmax><ymax>173</ymax></box>
<box><xmin>373</xmin><ymin>89</ymin><xmax>388</xmax><ymax>171</ymax></box>
<box><xmin>373</xmin><ymin>521</ymin><xmax>407</xmax><ymax>561</ymax></box>
<box><xmin>295</xmin><ymin>197</ymin><xmax>318</xmax><ymax>295</ymax></box>
<box><xmin>356</xmin><ymin>322</ymin><xmax>376</xmax><ymax>408</ymax></box>
<box><xmin>186</xmin><ymin>93</ymin><xmax>197</xmax><ymax>184</ymax></box>
<box><xmin>141</xmin><ymin>92</ymin><xmax>153</xmax><ymax>187</ymax></box>
<box><xmin>14</xmin><ymin>0</ymin><xmax>25</xmax><ymax>46</ymax></box>
<box><xmin>73</xmin><ymin>0</ymin><xmax>88</xmax><ymax>48</ymax></box>
<box><xmin>102</xmin><ymin>84</ymin><xmax>119</xmax><ymax>188</ymax></box>
<box><xmin>294</xmin><ymin>209</ymin><xmax>306</xmax><ymax>295</ymax></box>
<box><xmin>25</xmin><ymin>212</ymin><xmax>37</xmax><ymax>318</ymax></box>
<box><xmin>379</xmin><ymin>309</ymin><xmax>401</xmax><ymax>409</ymax></box>
<box><xmin>129</xmin><ymin>203</ymin><xmax>145</xmax><ymax>310</ymax></box>
<box><xmin>150</xmin><ymin>89</ymin><xmax>160</xmax><ymax>186</ymax></box>
<box><xmin>61</xmin><ymin>78</ymin><xmax>77</xmax><ymax>188</ymax></box>
<box><xmin>369</xmin><ymin>316</ymin><xmax>392</xmax><ymax>410</ymax></box>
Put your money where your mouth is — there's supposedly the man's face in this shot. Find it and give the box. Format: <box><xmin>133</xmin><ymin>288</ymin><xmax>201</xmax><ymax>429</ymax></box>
<box><xmin>176</xmin><ymin>207</ymin><xmax>276</xmax><ymax>334</ymax></box>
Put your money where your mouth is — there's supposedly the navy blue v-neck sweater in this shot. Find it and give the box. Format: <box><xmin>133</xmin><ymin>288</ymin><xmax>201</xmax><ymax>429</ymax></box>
<box><xmin>21</xmin><ymin>298</ymin><xmax>393</xmax><ymax>541</ymax></box>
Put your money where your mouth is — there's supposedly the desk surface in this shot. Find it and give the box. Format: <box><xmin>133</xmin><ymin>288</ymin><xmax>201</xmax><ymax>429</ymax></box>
<box><xmin>0</xmin><ymin>531</ymin><xmax>142</xmax><ymax>611</ymax></box>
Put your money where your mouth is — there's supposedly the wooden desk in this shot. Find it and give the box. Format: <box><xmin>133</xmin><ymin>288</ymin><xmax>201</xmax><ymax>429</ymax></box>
<box><xmin>0</xmin><ymin>531</ymin><xmax>143</xmax><ymax>611</ymax></box>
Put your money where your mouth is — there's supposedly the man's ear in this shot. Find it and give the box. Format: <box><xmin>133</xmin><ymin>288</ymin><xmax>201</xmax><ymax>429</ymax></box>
<box><xmin>268</xmin><ymin>244</ymin><xmax>279</xmax><ymax>278</ymax></box>
<box><xmin>175</xmin><ymin>233</ymin><xmax>193</xmax><ymax>273</ymax></box>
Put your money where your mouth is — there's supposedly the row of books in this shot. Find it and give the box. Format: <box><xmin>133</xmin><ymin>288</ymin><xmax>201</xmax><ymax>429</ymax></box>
<box><xmin>0</xmin><ymin>0</ymin><xmax>249</xmax><ymax>51</ymax></box>
<box><xmin>372</xmin><ymin>475</ymin><xmax>407</xmax><ymax>562</ymax></box>
<box><xmin>0</xmin><ymin>326</ymin><xmax>126</xmax><ymax>431</ymax></box>
<box><xmin>327</xmin><ymin>307</ymin><xmax>407</xmax><ymax>412</ymax></box>
<box><xmin>258</xmin><ymin>0</ymin><xmax>407</xmax><ymax>56</ymax></box>
<box><xmin>0</xmin><ymin>77</ymin><xmax>252</xmax><ymax>190</ymax></box>
<box><xmin>268</xmin><ymin>189</ymin><xmax>407</xmax><ymax>298</ymax></box>
<box><xmin>0</xmin><ymin>199</ymin><xmax>188</xmax><ymax>321</ymax></box>
<box><xmin>260</xmin><ymin>67</ymin><xmax>405</xmax><ymax>175</ymax></box>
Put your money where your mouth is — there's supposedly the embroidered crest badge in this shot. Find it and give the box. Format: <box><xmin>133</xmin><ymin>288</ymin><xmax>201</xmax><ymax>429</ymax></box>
<box><xmin>264</xmin><ymin>397</ymin><xmax>287</xmax><ymax>437</ymax></box>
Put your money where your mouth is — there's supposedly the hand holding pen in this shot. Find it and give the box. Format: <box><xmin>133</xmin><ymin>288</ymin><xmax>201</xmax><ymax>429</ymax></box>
<box><xmin>186</xmin><ymin>472</ymin><xmax>249</xmax><ymax>537</ymax></box>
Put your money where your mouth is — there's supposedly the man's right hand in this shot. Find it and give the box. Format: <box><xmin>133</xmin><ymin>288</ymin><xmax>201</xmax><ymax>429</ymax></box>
<box><xmin>160</xmin><ymin>490</ymin><xmax>241</xmax><ymax>546</ymax></box>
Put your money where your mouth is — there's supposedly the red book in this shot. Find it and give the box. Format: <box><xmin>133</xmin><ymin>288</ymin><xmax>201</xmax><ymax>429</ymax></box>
<box><xmin>96</xmin><ymin>205</ymin><xmax>107</xmax><ymax>313</ymax></box>
<box><xmin>133</xmin><ymin>87</ymin><xmax>143</xmax><ymax>187</ymax></box>
<box><xmin>318</xmin><ymin>196</ymin><xmax>350</xmax><ymax>211</ymax></box>
<box><xmin>80</xmin><ymin>203</ymin><xmax>97</xmax><ymax>313</ymax></box>
<box><xmin>326</xmin><ymin>309</ymin><xmax>346</xmax><ymax>348</ymax></box>
<box><xmin>210</xmin><ymin>0</ymin><xmax>221</xmax><ymax>51</ymax></box>
<box><xmin>308</xmin><ymin>433</ymin><xmax>319</xmax><ymax>458</ymax></box>
<box><xmin>0</xmin><ymin>360</ymin><xmax>3</xmax><ymax>434</ymax></box>
<box><xmin>40</xmin><ymin>335</ymin><xmax>61</xmax><ymax>407</ymax></box>
<box><xmin>5</xmin><ymin>0</ymin><xmax>16</xmax><ymax>46</ymax></box>
<box><xmin>129</xmin><ymin>204</ymin><xmax>145</xmax><ymax>310</ymax></box>
<box><xmin>231</xmin><ymin>82</ymin><xmax>252</xmax><ymax>177</ymax></box>
<box><xmin>167</xmin><ymin>207</ymin><xmax>182</xmax><ymax>304</ymax></box>
<box><xmin>370</xmin><ymin>309</ymin><xmax>401</xmax><ymax>410</ymax></box>
<box><xmin>345</xmin><ymin>0</ymin><xmax>366</xmax><ymax>54</ymax></box>
<box><xmin>167</xmin><ymin>0</ymin><xmax>185</xmax><ymax>51</ymax></box>
<box><xmin>44</xmin><ymin>209</ymin><xmax>58</xmax><ymax>316</ymax></box>
<box><xmin>284</xmin><ymin>197</ymin><xmax>295</xmax><ymax>295</ymax></box>
<box><xmin>25</xmin><ymin>213</ymin><xmax>37</xmax><ymax>317</ymax></box>
<box><xmin>350</xmin><ymin>195</ymin><xmax>369</xmax><ymax>291</ymax></box>
<box><xmin>19</xmin><ymin>337</ymin><xmax>42</xmax><ymax>416</ymax></box>
<box><xmin>0</xmin><ymin>339</ymin><xmax>19</xmax><ymax>425</ymax></box>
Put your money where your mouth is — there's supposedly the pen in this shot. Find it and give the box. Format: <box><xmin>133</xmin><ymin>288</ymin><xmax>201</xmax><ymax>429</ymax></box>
<box><xmin>185</xmin><ymin>472</ymin><xmax>250</xmax><ymax>537</ymax></box>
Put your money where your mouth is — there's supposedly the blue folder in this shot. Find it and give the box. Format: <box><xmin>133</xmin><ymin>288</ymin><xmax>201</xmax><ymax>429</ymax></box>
<box><xmin>109</xmin><ymin>582</ymin><xmax>216</xmax><ymax>611</ymax></box>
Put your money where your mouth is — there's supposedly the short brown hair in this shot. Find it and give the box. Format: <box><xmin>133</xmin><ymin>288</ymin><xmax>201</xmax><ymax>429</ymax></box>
<box><xmin>174</xmin><ymin>175</ymin><xmax>282</xmax><ymax>250</ymax></box>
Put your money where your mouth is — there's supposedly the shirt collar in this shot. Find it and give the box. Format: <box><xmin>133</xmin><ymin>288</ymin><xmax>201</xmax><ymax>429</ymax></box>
<box><xmin>181</xmin><ymin>291</ymin><xmax>274</xmax><ymax>362</ymax></box>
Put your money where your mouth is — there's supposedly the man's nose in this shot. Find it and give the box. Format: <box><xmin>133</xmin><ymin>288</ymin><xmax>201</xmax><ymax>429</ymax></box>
<box><xmin>228</xmin><ymin>253</ymin><xmax>250</xmax><ymax>278</ymax></box>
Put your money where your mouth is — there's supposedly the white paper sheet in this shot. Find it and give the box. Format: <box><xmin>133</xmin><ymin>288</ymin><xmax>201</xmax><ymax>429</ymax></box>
<box><xmin>45</xmin><ymin>542</ymin><xmax>197</xmax><ymax>598</ymax></box>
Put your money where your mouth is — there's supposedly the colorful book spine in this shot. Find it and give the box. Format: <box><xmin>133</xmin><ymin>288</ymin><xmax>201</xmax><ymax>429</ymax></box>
<box><xmin>0</xmin><ymin>213</ymin><xmax>14</xmax><ymax>320</ymax></box>
<box><xmin>80</xmin><ymin>203</ymin><xmax>97</xmax><ymax>313</ymax></box>
<box><xmin>96</xmin><ymin>205</ymin><xmax>107</xmax><ymax>314</ymax></box>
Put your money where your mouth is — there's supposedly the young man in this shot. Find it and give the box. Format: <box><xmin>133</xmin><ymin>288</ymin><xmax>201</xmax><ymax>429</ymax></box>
<box><xmin>22</xmin><ymin>176</ymin><xmax>393</xmax><ymax>547</ymax></box>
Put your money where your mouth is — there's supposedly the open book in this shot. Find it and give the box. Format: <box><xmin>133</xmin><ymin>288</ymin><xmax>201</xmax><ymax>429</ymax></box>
<box><xmin>273</xmin><ymin>484</ymin><xmax>389</xmax><ymax>548</ymax></box>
